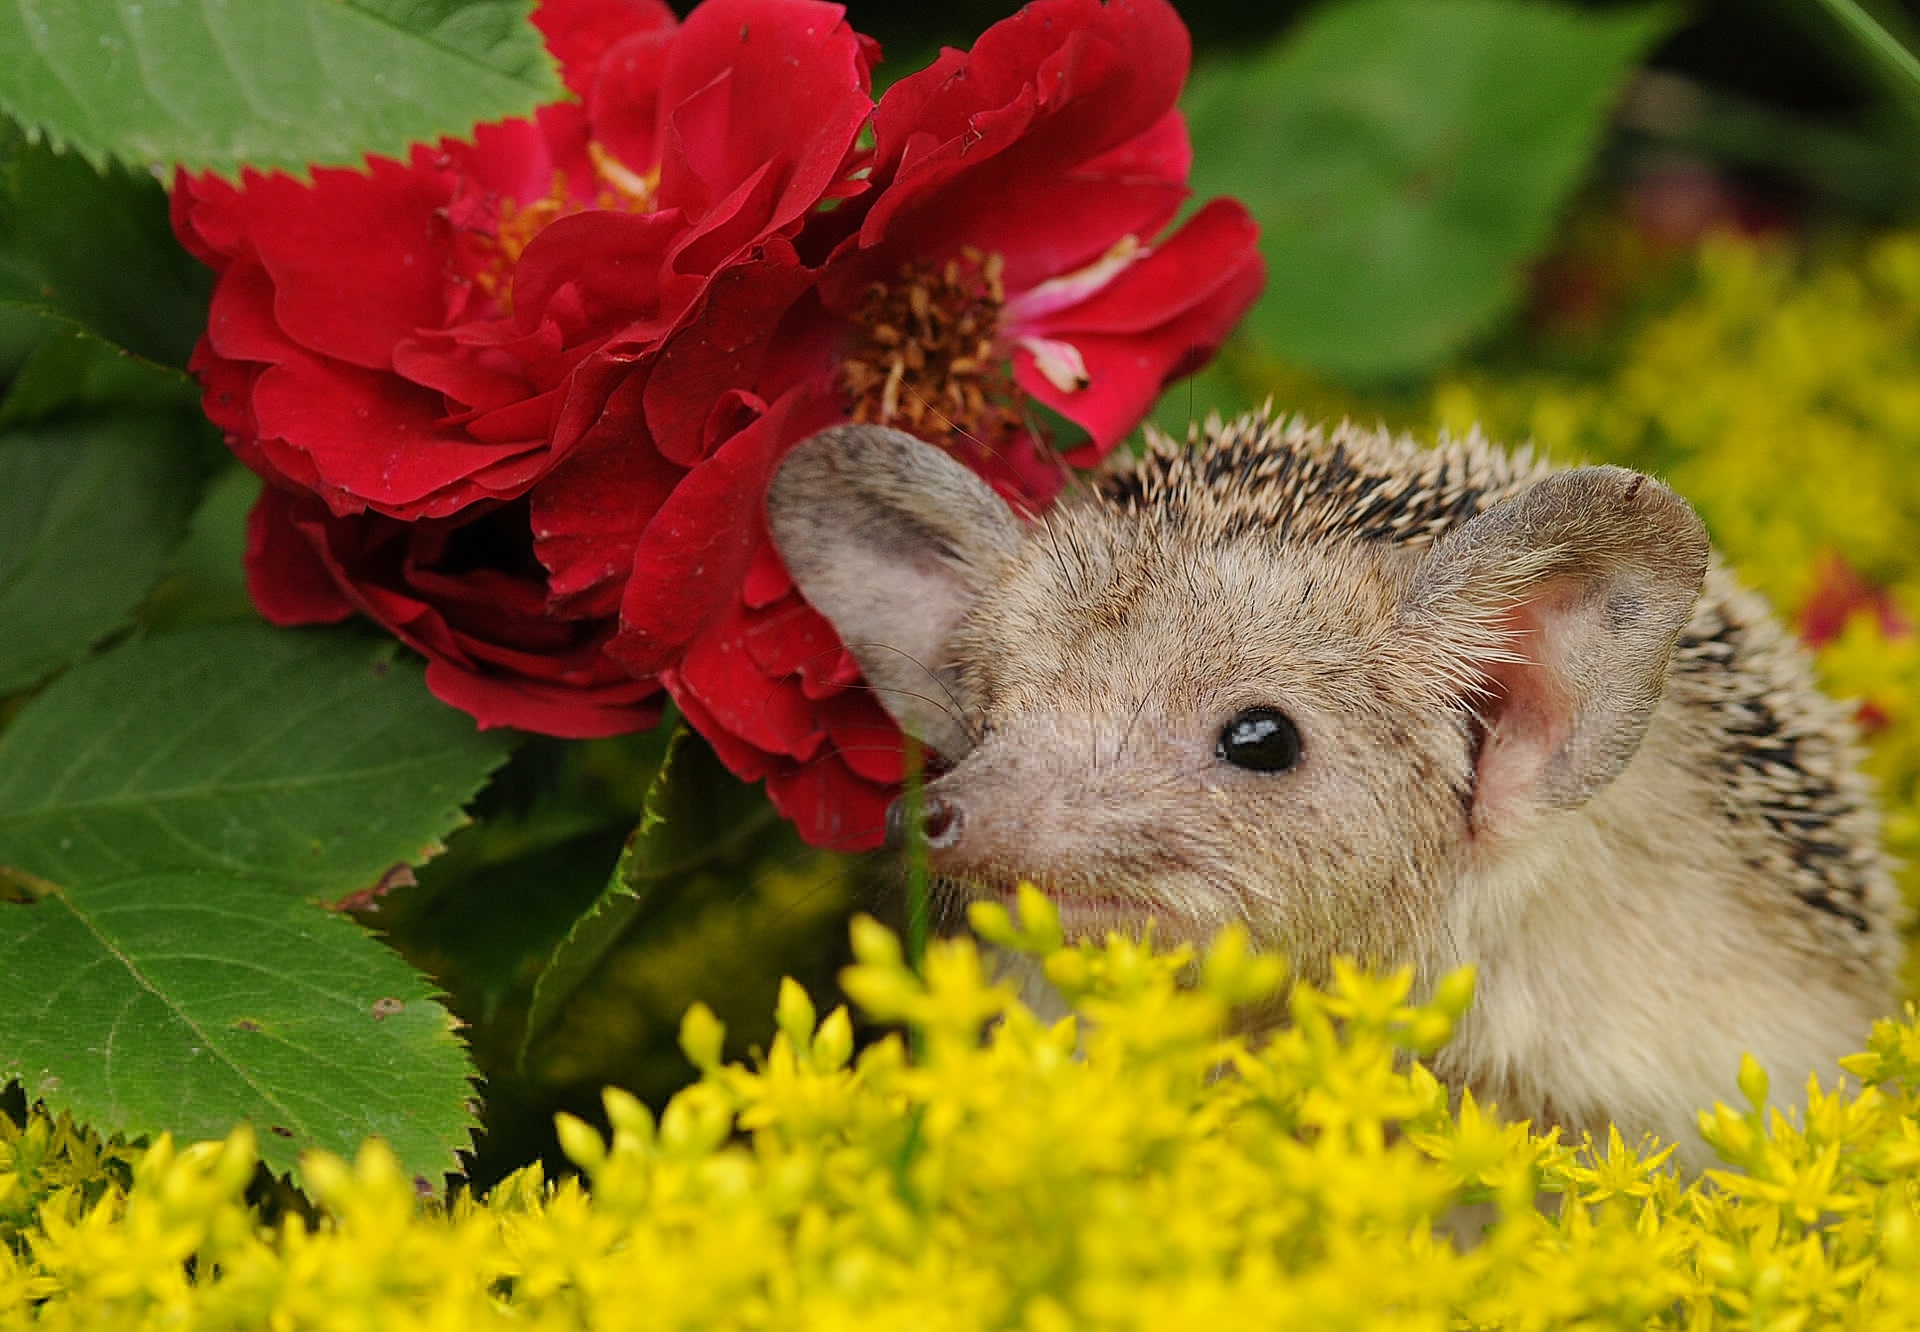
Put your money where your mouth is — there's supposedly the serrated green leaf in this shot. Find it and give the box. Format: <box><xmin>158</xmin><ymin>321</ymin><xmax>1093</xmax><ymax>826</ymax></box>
<box><xmin>0</xmin><ymin>868</ymin><xmax>475</xmax><ymax>1179</ymax></box>
<box><xmin>0</xmin><ymin>0</ymin><xmax>561</xmax><ymax>177</ymax></box>
<box><xmin>0</xmin><ymin>325</ymin><xmax>97</xmax><ymax>426</ymax></box>
<box><xmin>519</xmin><ymin>728</ymin><xmax>777</xmax><ymax>1064</ymax></box>
<box><xmin>0</xmin><ymin>623</ymin><xmax>513</xmax><ymax>1180</ymax></box>
<box><xmin>0</xmin><ymin>133</ymin><xmax>212</xmax><ymax>368</ymax></box>
<box><xmin>0</xmin><ymin>305</ymin><xmax>59</xmax><ymax>380</ymax></box>
<box><xmin>1186</xmin><ymin>0</ymin><xmax>1671</xmax><ymax>380</ymax></box>
<box><xmin>0</xmin><ymin>326</ymin><xmax>201</xmax><ymax>429</ymax></box>
<box><xmin>0</xmin><ymin>624</ymin><xmax>516</xmax><ymax>893</ymax></box>
<box><xmin>0</xmin><ymin>410</ymin><xmax>212</xmax><ymax>694</ymax></box>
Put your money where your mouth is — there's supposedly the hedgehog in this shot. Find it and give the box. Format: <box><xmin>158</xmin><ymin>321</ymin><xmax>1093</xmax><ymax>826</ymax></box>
<box><xmin>765</xmin><ymin>410</ymin><xmax>1902</xmax><ymax>1160</ymax></box>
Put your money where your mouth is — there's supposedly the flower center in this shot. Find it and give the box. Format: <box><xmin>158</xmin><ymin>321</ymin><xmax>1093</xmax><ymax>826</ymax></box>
<box><xmin>841</xmin><ymin>248</ymin><xmax>1026</xmax><ymax>445</ymax></box>
<box><xmin>468</xmin><ymin>144</ymin><xmax>660</xmax><ymax>315</ymax></box>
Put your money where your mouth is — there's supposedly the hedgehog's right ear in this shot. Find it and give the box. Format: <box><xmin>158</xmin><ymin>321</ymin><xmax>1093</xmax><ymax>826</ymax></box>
<box><xmin>1398</xmin><ymin>466</ymin><xmax>1709</xmax><ymax>837</ymax></box>
<box><xmin>766</xmin><ymin>425</ymin><xmax>1024</xmax><ymax>760</ymax></box>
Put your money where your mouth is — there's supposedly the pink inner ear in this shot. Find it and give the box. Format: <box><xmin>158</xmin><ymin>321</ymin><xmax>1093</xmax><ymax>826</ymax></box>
<box><xmin>1469</xmin><ymin>598</ymin><xmax>1576</xmax><ymax>836</ymax></box>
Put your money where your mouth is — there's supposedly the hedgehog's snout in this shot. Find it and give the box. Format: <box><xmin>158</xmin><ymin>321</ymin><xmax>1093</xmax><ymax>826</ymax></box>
<box><xmin>885</xmin><ymin>791</ymin><xmax>965</xmax><ymax>852</ymax></box>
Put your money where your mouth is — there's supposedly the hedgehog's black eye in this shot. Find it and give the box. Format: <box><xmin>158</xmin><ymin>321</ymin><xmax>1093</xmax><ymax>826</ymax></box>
<box><xmin>1216</xmin><ymin>707</ymin><xmax>1302</xmax><ymax>773</ymax></box>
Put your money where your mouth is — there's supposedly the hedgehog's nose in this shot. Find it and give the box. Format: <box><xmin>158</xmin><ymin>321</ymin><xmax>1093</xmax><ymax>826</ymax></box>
<box><xmin>920</xmin><ymin>794</ymin><xmax>964</xmax><ymax>849</ymax></box>
<box><xmin>886</xmin><ymin>792</ymin><xmax>965</xmax><ymax>851</ymax></box>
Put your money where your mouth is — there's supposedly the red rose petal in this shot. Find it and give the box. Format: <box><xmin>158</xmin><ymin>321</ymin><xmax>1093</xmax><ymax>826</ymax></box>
<box><xmin>531</xmin><ymin>374</ymin><xmax>689</xmax><ymax>618</ymax></box>
<box><xmin>1024</xmin><ymin>197</ymin><xmax>1260</xmax><ymax>338</ymax></box>
<box><xmin>511</xmin><ymin>208</ymin><xmax>683</xmax><ymax>338</ymax></box>
<box><xmin>536</xmin><ymin>0</ymin><xmax>676</xmax><ymax>99</ymax></box>
<box><xmin>392</xmin><ymin>335</ymin><xmax>535</xmax><ymax>416</ymax></box>
<box><xmin>662</xmin><ymin>669</ymin><xmax>775</xmax><ymax>780</ymax></box>
<box><xmin>612</xmin><ymin>385</ymin><xmax>836</xmax><ymax>672</ymax></box>
<box><xmin>464</xmin><ymin>392</ymin><xmax>559</xmax><ymax>446</ymax></box>
<box><xmin>765</xmin><ymin>752</ymin><xmax>891</xmax><ymax>851</ymax></box>
<box><xmin>427</xmin><ymin>657</ymin><xmax>663</xmax><ymax>739</ymax></box>
<box><xmin>224</xmin><ymin>156</ymin><xmax>455</xmax><ymax>369</ymax></box>
<box><xmin>588</xmin><ymin>25</ymin><xmax>676</xmax><ymax>176</ymax></box>
<box><xmin>465</xmin><ymin>118</ymin><xmax>565</xmax><ymax>227</ymax></box>
<box><xmin>171</xmin><ymin>170</ymin><xmax>254</xmax><ymax>261</ymax></box>
<box><xmin>666</xmin><ymin>158</ymin><xmax>788</xmax><ymax>280</ymax></box>
<box><xmin>169</xmin><ymin>171</ymin><xmax>232</xmax><ymax>271</ymax></box>
<box><xmin>656</xmin><ymin>0</ymin><xmax>874</xmax><ymax>255</ymax></box>
<box><xmin>676</xmin><ymin>606</ymin><xmax>824</xmax><ymax>760</ymax></box>
<box><xmin>189</xmin><ymin>341</ymin><xmax>259</xmax><ymax>439</ymax></box>
<box><xmin>832</xmin><ymin>106</ymin><xmax>1190</xmax><ymax>304</ymax></box>
<box><xmin>822</xmin><ymin>689</ymin><xmax>905</xmax><ymax>785</ymax></box>
<box><xmin>860</xmin><ymin>0</ymin><xmax>1189</xmax><ymax>277</ymax></box>
<box><xmin>1025</xmin><ymin>233</ymin><xmax>1264</xmax><ymax>461</ymax></box>
<box><xmin>741</xmin><ymin>593</ymin><xmax>852</xmax><ymax>694</ymax></box>
<box><xmin>244</xmin><ymin>487</ymin><xmax>355</xmax><ymax>625</ymax></box>
<box><xmin>642</xmin><ymin>254</ymin><xmax>818</xmax><ymax>467</ymax></box>
<box><xmin>249</xmin><ymin>353</ymin><xmax>548</xmax><ymax>518</ymax></box>
<box><xmin>269</xmin><ymin>493</ymin><xmax>664</xmax><ymax>737</ymax></box>
<box><xmin>740</xmin><ymin>537</ymin><xmax>793</xmax><ymax>608</ymax></box>
<box><xmin>204</xmin><ymin>259</ymin><xmax>300</xmax><ymax>366</ymax></box>
<box><xmin>1079</xmin><ymin>104</ymin><xmax>1190</xmax><ymax>182</ymax></box>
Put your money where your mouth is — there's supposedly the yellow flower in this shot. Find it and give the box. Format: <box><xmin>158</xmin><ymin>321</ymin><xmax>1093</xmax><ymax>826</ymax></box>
<box><xmin>5</xmin><ymin>911</ymin><xmax>1920</xmax><ymax>1327</ymax></box>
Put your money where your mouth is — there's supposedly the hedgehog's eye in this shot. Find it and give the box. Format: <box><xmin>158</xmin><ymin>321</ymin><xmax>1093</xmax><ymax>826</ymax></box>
<box><xmin>1216</xmin><ymin>707</ymin><xmax>1302</xmax><ymax>773</ymax></box>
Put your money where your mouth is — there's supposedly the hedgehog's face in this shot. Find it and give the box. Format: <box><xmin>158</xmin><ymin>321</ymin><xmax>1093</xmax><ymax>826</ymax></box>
<box><xmin>766</xmin><ymin>423</ymin><xmax>1709</xmax><ymax>981</ymax></box>
<box><xmin>918</xmin><ymin>514</ymin><xmax>1474</xmax><ymax>973</ymax></box>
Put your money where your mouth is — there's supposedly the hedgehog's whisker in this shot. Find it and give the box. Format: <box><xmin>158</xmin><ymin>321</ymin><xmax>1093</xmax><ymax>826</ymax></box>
<box><xmin>842</xmin><ymin>642</ymin><xmax>979</xmax><ymax>748</ymax></box>
<box><xmin>1120</xmin><ymin>653</ymin><xmax>1186</xmax><ymax>763</ymax></box>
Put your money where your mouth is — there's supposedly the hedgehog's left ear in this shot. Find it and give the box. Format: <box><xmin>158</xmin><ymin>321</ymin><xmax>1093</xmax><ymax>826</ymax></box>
<box><xmin>1398</xmin><ymin>466</ymin><xmax>1709</xmax><ymax>835</ymax></box>
<box><xmin>766</xmin><ymin>425</ymin><xmax>1025</xmax><ymax>761</ymax></box>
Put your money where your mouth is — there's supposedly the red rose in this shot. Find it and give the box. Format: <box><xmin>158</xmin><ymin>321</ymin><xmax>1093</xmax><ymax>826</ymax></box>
<box><xmin>597</xmin><ymin>0</ymin><xmax>1263</xmax><ymax>846</ymax></box>
<box><xmin>176</xmin><ymin>0</ymin><xmax>1262</xmax><ymax>846</ymax></box>
<box><xmin>829</xmin><ymin>0</ymin><xmax>1264</xmax><ymax>461</ymax></box>
<box><xmin>247</xmin><ymin>486</ymin><xmax>664</xmax><ymax>738</ymax></box>
<box><xmin>174</xmin><ymin>0</ymin><xmax>876</xmax><ymax>738</ymax></box>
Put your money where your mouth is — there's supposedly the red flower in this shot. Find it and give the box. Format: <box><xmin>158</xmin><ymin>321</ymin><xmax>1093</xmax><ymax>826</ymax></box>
<box><xmin>247</xmin><ymin>486</ymin><xmax>663</xmax><ymax>738</ymax></box>
<box><xmin>175</xmin><ymin>0</ymin><xmax>1262</xmax><ymax>846</ymax></box>
<box><xmin>174</xmin><ymin>0</ymin><xmax>876</xmax><ymax>738</ymax></box>
<box><xmin>1799</xmin><ymin>550</ymin><xmax>1910</xmax><ymax>649</ymax></box>
<box><xmin>597</xmin><ymin>0</ymin><xmax>1263</xmax><ymax>846</ymax></box>
<box><xmin>826</xmin><ymin>0</ymin><xmax>1264</xmax><ymax>461</ymax></box>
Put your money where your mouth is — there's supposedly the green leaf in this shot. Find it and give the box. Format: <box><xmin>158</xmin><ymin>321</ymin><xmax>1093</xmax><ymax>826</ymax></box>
<box><xmin>0</xmin><ymin>305</ymin><xmax>58</xmax><ymax>380</ymax></box>
<box><xmin>0</xmin><ymin>327</ymin><xmax>201</xmax><ymax>428</ymax></box>
<box><xmin>0</xmin><ymin>0</ymin><xmax>562</xmax><ymax>176</ymax></box>
<box><xmin>0</xmin><ymin>624</ymin><xmax>516</xmax><ymax>893</ymax></box>
<box><xmin>0</xmin><ymin>410</ymin><xmax>213</xmax><ymax>694</ymax></box>
<box><xmin>0</xmin><ymin>623</ymin><xmax>513</xmax><ymax>1179</ymax></box>
<box><xmin>520</xmin><ymin>728</ymin><xmax>776</xmax><ymax>1063</ymax></box>
<box><xmin>138</xmin><ymin>464</ymin><xmax>263</xmax><ymax>633</ymax></box>
<box><xmin>1186</xmin><ymin>0</ymin><xmax>1671</xmax><ymax>380</ymax></box>
<box><xmin>0</xmin><ymin>868</ymin><xmax>475</xmax><ymax>1179</ymax></box>
<box><xmin>0</xmin><ymin>133</ymin><xmax>212</xmax><ymax>368</ymax></box>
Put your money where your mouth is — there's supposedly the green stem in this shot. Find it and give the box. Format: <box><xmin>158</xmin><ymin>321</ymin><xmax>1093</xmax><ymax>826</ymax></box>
<box><xmin>1807</xmin><ymin>0</ymin><xmax>1920</xmax><ymax>106</ymax></box>
<box><xmin>902</xmin><ymin>735</ymin><xmax>930</xmax><ymax>972</ymax></box>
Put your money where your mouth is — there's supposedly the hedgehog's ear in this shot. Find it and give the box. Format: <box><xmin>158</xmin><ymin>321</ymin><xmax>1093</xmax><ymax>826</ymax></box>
<box><xmin>1398</xmin><ymin>466</ymin><xmax>1709</xmax><ymax>834</ymax></box>
<box><xmin>766</xmin><ymin>425</ymin><xmax>1024</xmax><ymax>760</ymax></box>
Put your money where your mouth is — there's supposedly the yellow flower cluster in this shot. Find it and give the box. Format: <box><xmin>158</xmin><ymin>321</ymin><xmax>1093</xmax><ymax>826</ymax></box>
<box><xmin>5</xmin><ymin>896</ymin><xmax>1920</xmax><ymax>1330</ymax></box>
<box><xmin>1435</xmin><ymin>238</ymin><xmax>1920</xmax><ymax>614</ymax></box>
<box><xmin>1434</xmin><ymin>236</ymin><xmax>1920</xmax><ymax>969</ymax></box>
